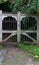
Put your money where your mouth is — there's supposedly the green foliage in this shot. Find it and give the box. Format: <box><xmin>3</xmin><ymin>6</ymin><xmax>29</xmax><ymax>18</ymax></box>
<box><xmin>0</xmin><ymin>45</ymin><xmax>4</xmax><ymax>49</ymax></box>
<box><xmin>0</xmin><ymin>0</ymin><xmax>8</xmax><ymax>3</ymax></box>
<box><xmin>37</xmin><ymin>0</ymin><xmax>39</xmax><ymax>13</ymax></box>
<box><xmin>0</xmin><ymin>0</ymin><xmax>39</xmax><ymax>14</ymax></box>
<box><xmin>18</xmin><ymin>43</ymin><xmax>39</xmax><ymax>55</ymax></box>
<box><xmin>0</xmin><ymin>1</ymin><xmax>12</xmax><ymax>12</ymax></box>
<box><xmin>21</xmin><ymin>17</ymin><xmax>37</xmax><ymax>30</ymax></box>
<box><xmin>18</xmin><ymin>43</ymin><xmax>39</xmax><ymax>61</ymax></box>
<box><xmin>9</xmin><ymin>0</ymin><xmax>37</xmax><ymax>15</ymax></box>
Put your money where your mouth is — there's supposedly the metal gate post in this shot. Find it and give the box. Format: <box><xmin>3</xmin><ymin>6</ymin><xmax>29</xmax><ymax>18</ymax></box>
<box><xmin>0</xmin><ymin>10</ymin><xmax>2</xmax><ymax>42</ymax></box>
<box><xmin>37</xmin><ymin>16</ymin><xmax>39</xmax><ymax>45</ymax></box>
<box><xmin>17</xmin><ymin>12</ymin><xmax>21</xmax><ymax>43</ymax></box>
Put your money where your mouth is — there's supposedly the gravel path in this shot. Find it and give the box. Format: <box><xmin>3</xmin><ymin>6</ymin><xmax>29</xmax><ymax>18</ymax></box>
<box><xmin>1</xmin><ymin>47</ymin><xmax>39</xmax><ymax>65</ymax></box>
<box><xmin>0</xmin><ymin>49</ymin><xmax>7</xmax><ymax>65</ymax></box>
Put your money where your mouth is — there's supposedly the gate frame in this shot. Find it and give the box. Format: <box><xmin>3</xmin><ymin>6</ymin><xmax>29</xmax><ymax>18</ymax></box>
<box><xmin>0</xmin><ymin>10</ymin><xmax>39</xmax><ymax>44</ymax></box>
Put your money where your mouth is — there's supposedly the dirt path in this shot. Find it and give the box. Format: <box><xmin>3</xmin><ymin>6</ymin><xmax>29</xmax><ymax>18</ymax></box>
<box><xmin>1</xmin><ymin>47</ymin><xmax>39</xmax><ymax>65</ymax></box>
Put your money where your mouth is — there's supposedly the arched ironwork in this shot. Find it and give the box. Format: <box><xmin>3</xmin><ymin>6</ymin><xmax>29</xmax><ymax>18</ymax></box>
<box><xmin>21</xmin><ymin>17</ymin><xmax>37</xmax><ymax>30</ymax></box>
<box><xmin>2</xmin><ymin>16</ymin><xmax>17</xmax><ymax>30</ymax></box>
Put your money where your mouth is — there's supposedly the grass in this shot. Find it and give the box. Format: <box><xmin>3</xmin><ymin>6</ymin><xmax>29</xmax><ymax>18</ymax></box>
<box><xmin>18</xmin><ymin>43</ymin><xmax>39</xmax><ymax>61</ymax></box>
<box><xmin>0</xmin><ymin>45</ymin><xmax>4</xmax><ymax>49</ymax></box>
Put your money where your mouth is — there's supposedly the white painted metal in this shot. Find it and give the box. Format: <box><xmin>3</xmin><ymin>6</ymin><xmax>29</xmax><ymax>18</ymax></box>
<box><xmin>21</xmin><ymin>30</ymin><xmax>37</xmax><ymax>33</ymax></box>
<box><xmin>17</xmin><ymin>12</ymin><xmax>21</xmax><ymax>42</ymax></box>
<box><xmin>37</xmin><ymin>16</ymin><xmax>39</xmax><ymax>44</ymax></box>
<box><xmin>0</xmin><ymin>10</ymin><xmax>38</xmax><ymax>43</ymax></box>
<box><xmin>0</xmin><ymin>10</ymin><xmax>2</xmax><ymax>42</ymax></box>
<box><xmin>2</xmin><ymin>30</ymin><xmax>17</xmax><ymax>33</ymax></box>
<box><xmin>3</xmin><ymin>33</ymin><xmax>17</xmax><ymax>42</ymax></box>
<box><xmin>22</xmin><ymin>33</ymin><xmax>36</xmax><ymax>42</ymax></box>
